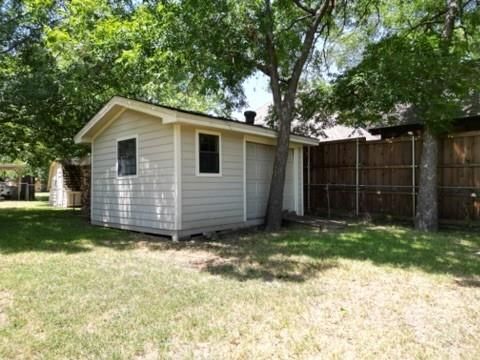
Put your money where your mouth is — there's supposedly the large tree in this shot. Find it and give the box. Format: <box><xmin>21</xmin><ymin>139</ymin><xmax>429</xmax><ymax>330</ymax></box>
<box><xmin>0</xmin><ymin>0</ymin><xmax>228</xmax><ymax>173</ymax></box>
<box><xmin>332</xmin><ymin>0</ymin><xmax>480</xmax><ymax>231</ymax></box>
<box><xmin>158</xmin><ymin>0</ymin><xmax>377</xmax><ymax>230</ymax></box>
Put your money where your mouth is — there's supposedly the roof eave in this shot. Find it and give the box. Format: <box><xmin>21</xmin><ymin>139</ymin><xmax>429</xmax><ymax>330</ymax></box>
<box><xmin>165</xmin><ymin>117</ymin><xmax>318</xmax><ymax>145</ymax></box>
<box><xmin>74</xmin><ymin>96</ymin><xmax>319</xmax><ymax>146</ymax></box>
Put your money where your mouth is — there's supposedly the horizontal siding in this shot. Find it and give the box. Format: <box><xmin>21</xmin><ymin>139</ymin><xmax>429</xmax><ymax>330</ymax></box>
<box><xmin>91</xmin><ymin>209</ymin><xmax>175</xmax><ymax>223</ymax></box>
<box><xmin>92</xmin><ymin>110</ymin><xmax>176</xmax><ymax>231</ymax></box>
<box><xmin>91</xmin><ymin>194</ymin><xmax>175</xmax><ymax>202</ymax></box>
<box><xmin>92</xmin><ymin>203</ymin><xmax>174</xmax><ymax>214</ymax></box>
<box><xmin>92</xmin><ymin>184</ymin><xmax>175</xmax><ymax>192</ymax></box>
<box><xmin>182</xmin><ymin>217</ymin><xmax>244</xmax><ymax>229</ymax></box>
<box><xmin>181</xmin><ymin>126</ymin><xmax>244</xmax><ymax>230</ymax></box>
<box><xmin>93</xmin><ymin>175</ymin><xmax>175</xmax><ymax>184</ymax></box>
<box><xmin>91</xmin><ymin>214</ymin><xmax>175</xmax><ymax>228</ymax></box>
<box><xmin>182</xmin><ymin>208</ymin><xmax>243</xmax><ymax>223</ymax></box>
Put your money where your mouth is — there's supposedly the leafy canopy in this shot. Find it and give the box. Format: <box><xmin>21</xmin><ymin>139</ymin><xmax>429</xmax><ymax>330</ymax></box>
<box><xmin>331</xmin><ymin>0</ymin><xmax>480</xmax><ymax>132</ymax></box>
<box><xmin>0</xmin><ymin>0</ymin><xmax>233</xmax><ymax>175</ymax></box>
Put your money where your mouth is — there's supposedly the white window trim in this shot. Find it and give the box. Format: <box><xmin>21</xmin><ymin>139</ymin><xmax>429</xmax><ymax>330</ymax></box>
<box><xmin>195</xmin><ymin>129</ymin><xmax>222</xmax><ymax>177</ymax></box>
<box><xmin>116</xmin><ymin>134</ymin><xmax>139</xmax><ymax>179</ymax></box>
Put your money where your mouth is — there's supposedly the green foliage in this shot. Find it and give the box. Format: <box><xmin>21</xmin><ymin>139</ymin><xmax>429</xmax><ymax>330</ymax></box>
<box><xmin>331</xmin><ymin>1</ymin><xmax>480</xmax><ymax>133</ymax></box>
<box><xmin>7</xmin><ymin>0</ymin><xmax>476</xmax><ymax>177</ymax></box>
<box><xmin>0</xmin><ymin>0</ymin><xmax>231</xmax><ymax>174</ymax></box>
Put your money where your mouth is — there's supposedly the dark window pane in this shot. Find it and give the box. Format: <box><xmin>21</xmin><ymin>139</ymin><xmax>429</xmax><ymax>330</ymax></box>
<box><xmin>200</xmin><ymin>153</ymin><xmax>219</xmax><ymax>173</ymax></box>
<box><xmin>199</xmin><ymin>134</ymin><xmax>218</xmax><ymax>152</ymax></box>
<box><xmin>118</xmin><ymin>138</ymin><xmax>137</xmax><ymax>176</ymax></box>
<box><xmin>199</xmin><ymin>133</ymin><xmax>219</xmax><ymax>174</ymax></box>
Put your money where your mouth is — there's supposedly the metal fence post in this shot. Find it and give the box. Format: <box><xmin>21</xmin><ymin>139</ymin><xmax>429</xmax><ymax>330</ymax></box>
<box><xmin>307</xmin><ymin>146</ymin><xmax>311</xmax><ymax>213</ymax></box>
<box><xmin>326</xmin><ymin>183</ymin><xmax>331</xmax><ymax>218</ymax></box>
<box><xmin>356</xmin><ymin>138</ymin><xmax>360</xmax><ymax>216</ymax></box>
<box><xmin>411</xmin><ymin>132</ymin><xmax>416</xmax><ymax>220</ymax></box>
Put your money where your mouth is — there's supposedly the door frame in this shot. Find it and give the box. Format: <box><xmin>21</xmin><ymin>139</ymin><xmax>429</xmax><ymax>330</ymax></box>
<box><xmin>243</xmin><ymin>136</ymin><xmax>302</xmax><ymax>222</ymax></box>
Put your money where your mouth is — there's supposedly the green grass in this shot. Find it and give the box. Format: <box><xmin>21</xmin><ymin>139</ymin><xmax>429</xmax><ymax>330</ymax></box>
<box><xmin>0</xmin><ymin>201</ymin><xmax>479</xmax><ymax>359</ymax></box>
<box><xmin>34</xmin><ymin>192</ymin><xmax>49</xmax><ymax>202</ymax></box>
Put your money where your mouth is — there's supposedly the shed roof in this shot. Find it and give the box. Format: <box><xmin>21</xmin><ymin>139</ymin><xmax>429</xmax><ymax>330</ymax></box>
<box><xmin>0</xmin><ymin>163</ymin><xmax>25</xmax><ymax>171</ymax></box>
<box><xmin>74</xmin><ymin>96</ymin><xmax>319</xmax><ymax>146</ymax></box>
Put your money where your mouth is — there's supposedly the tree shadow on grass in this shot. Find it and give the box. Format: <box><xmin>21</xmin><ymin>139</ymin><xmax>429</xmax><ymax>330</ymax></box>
<box><xmin>142</xmin><ymin>223</ymin><xmax>480</xmax><ymax>281</ymax></box>
<box><xmin>1</xmin><ymin>204</ymin><xmax>479</xmax><ymax>282</ymax></box>
<box><xmin>0</xmin><ymin>204</ymin><xmax>135</xmax><ymax>254</ymax></box>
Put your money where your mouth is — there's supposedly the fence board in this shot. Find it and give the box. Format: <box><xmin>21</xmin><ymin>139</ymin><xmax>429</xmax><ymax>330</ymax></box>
<box><xmin>304</xmin><ymin>132</ymin><xmax>480</xmax><ymax>224</ymax></box>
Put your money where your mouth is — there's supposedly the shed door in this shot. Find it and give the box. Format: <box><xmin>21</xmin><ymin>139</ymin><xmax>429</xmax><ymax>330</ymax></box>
<box><xmin>246</xmin><ymin>142</ymin><xmax>295</xmax><ymax>220</ymax></box>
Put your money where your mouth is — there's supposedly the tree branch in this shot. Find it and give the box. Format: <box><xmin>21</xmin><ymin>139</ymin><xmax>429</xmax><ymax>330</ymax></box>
<box><xmin>442</xmin><ymin>0</ymin><xmax>460</xmax><ymax>44</ymax></box>
<box><xmin>408</xmin><ymin>0</ymin><xmax>472</xmax><ymax>33</ymax></box>
<box><xmin>264</xmin><ymin>0</ymin><xmax>283</xmax><ymax>113</ymax></box>
<box><xmin>292</xmin><ymin>0</ymin><xmax>316</xmax><ymax>15</ymax></box>
<box><xmin>288</xmin><ymin>0</ymin><xmax>334</xmax><ymax>98</ymax></box>
<box><xmin>255</xmin><ymin>61</ymin><xmax>271</xmax><ymax>76</ymax></box>
<box><xmin>280</xmin><ymin>14</ymin><xmax>314</xmax><ymax>33</ymax></box>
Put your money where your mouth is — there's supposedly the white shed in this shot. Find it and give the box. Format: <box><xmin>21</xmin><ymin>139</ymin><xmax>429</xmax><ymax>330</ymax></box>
<box><xmin>47</xmin><ymin>160</ymin><xmax>84</xmax><ymax>208</ymax></box>
<box><xmin>74</xmin><ymin>96</ymin><xmax>318</xmax><ymax>240</ymax></box>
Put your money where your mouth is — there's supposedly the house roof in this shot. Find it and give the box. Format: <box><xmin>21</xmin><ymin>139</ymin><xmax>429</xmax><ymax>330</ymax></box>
<box><xmin>252</xmin><ymin>101</ymin><xmax>380</xmax><ymax>142</ymax></box>
<box><xmin>369</xmin><ymin>93</ymin><xmax>480</xmax><ymax>137</ymax></box>
<box><xmin>317</xmin><ymin>125</ymin><xmax>379</xmax><ymax>142</ymax></box>
<box><xmin>74</xmin><ymin>96</ymin><xmax>319</xmax><ymax>146</ymax></box>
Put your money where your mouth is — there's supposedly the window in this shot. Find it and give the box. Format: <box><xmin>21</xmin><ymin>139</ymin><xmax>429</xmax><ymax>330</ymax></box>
<box><xmin>117</xmin><ymin>137</ymin><xmax>137</xmax><ymax>177</ymax></box>
<box><xmin>197</xmin><ymin>132</ymin><xmax>221</xmax><ymax>175</ymax></box>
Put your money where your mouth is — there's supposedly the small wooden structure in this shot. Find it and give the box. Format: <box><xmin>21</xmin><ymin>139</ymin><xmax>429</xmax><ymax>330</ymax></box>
<box><xmin>74</xmin><ymin>96</ymin><xmax>317</xmax><ymax>240</ymax></box>
<box><xmin>47</xmin><ymin>160</ymin><xmax>86</xmax><ymax>208</ymax></box>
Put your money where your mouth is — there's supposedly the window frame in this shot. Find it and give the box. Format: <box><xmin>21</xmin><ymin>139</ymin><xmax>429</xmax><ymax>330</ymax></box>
<box><xmin>195</xmin><ymin>129</ymin><xmax>222</xmax><ymax>177</ymax></box>
<box><xmin>116</xmin><ymin>135</ymin><xmax>138</xmax><ymax>179</ymax></box>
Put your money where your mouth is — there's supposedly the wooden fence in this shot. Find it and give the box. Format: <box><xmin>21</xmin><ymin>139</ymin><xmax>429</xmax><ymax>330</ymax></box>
<box><xmin>304</xmin><ymin>130</ymin><xmax>480</xmax><ymax>224</ymax></box>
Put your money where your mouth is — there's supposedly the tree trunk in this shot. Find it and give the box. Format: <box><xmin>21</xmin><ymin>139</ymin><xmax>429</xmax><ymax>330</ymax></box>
<box><xmin>262</xmin><ymin>0</ymin><xmax>334</xmax><ymax>231</ymax></box>
<box><xmin>81</xmin><ymin>164</ymin><xmax>91</xmax><ymax>220</ymax></box>
<box><xmin>415</xmin><ymin>0</ymin><xmax>458</xmax><ymax>231</ymax></box>
<box><xmin>265</xmin><ymin>105</ymin><xmax>293</xmax><ymax>231</ymax></box>
<box><xmin>415</xmin><ymin>127</ymin><xmax>439</xmax><ymax>231</ymax></box>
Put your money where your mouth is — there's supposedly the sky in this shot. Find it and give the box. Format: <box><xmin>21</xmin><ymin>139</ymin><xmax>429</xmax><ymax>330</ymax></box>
<box><xmin>233</xmin><ymin>72</ymin><xmax>272</xmax><ymax>120</ymax></box>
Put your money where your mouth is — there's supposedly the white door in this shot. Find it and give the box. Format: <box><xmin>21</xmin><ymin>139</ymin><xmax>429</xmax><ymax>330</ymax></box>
<box><xmin>246</xmin><ymin>142</ymin><xmax>295</xmax><ymax>220</ymax></box>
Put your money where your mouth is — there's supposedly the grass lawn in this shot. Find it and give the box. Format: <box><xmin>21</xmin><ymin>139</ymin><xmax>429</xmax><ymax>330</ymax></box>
<box><xmin>0</xmin><ymin>201</ymin><xmax>479</xmax><ymax>359</ymax></box>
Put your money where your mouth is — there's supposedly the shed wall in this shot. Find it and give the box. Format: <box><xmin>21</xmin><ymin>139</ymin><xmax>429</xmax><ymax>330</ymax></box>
<box><xmin>180</xmin><ymin>126</ymin><xmax>302</xmax><ymax>231</ymax></box>
<box><xmin>91</xmin><ymin>110</ymin><xmax>176</xmax><ymax>231</ymax></box>
<box><xmin>180</xmin><ymin>126</ymin><xmax>244</xmax><ymax>230</ymax></box>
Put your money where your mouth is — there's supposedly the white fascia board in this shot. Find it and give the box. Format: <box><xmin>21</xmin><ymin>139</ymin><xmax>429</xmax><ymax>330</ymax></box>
<box><xmin>74</xmin><ymin>96</ymin><xmax>177</xmax><ymax>144</ymax></box>
<box><xmin>74</xmin><ymin>95</ymin><xmax>318</xmax><ymax>146</ymax></box>
<box><xmin>116</xmin><ymin>97</ymin><xmax>177</xmax><ymax>122</ymax></box>
<box><xmin>74</xmin><ymin>99</ymin><xmax>118</xmax><ymax>144</ymax></box>
<box><xmin>169</xmin><ymin>114</ymin><xmax>319</xmax><ymax>146</ymax></box>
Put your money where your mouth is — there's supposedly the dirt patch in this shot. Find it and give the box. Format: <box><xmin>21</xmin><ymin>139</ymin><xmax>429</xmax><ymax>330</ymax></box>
<box><xmin>134</xmin><ymin>342</ymin><xmax>159</xmax><ymax>360</ymax></box>
<box><xmin>152</xmin><ymin>247</ymin><xmax>229</xmax><ymax>271</ymax></box>
<box><xmin>0</xmin><ymin>290</ymin><xmax>12</xmax><ymax>328</ymax></box>
<box><xmin>129</xmin><ymin>238</ymin><xmax>232</xmax><ymax>271</ymax></box>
